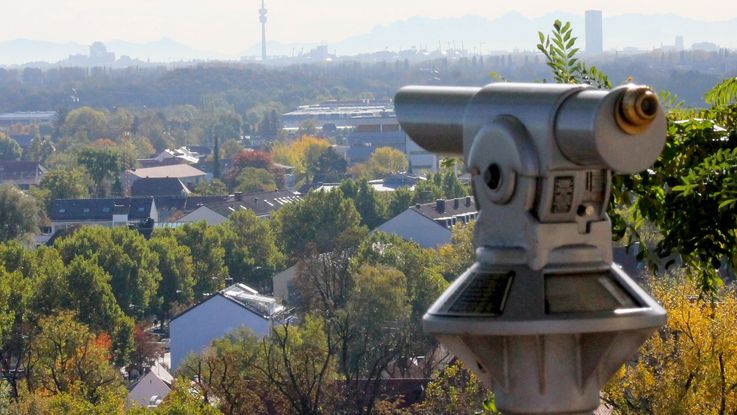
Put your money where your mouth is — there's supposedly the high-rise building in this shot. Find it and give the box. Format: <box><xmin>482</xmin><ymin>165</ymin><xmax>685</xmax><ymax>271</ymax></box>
<box><xmin>585</xmin><ymin>10</ymin><xmax>603</xmax><ymax>55</ymax></box>
<box><xmin>259</xmin><ymin>0</ymin><xmax>268</xmax><ymax>61</ymax></box>
<box><xmin>675</xmin><ymin>35</ymin><xmax>684</xmax><ymax>51</ymax></box>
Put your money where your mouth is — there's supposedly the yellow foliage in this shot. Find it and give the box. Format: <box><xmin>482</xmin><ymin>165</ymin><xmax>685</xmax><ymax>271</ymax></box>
<box><xmin>272</xmin><ymin>135</ymin><xmax>330</xmax><ymax>178</ymax></box>
<box><xmin>603</xmin><ymin>275</ymin><xmax>737</xmax><ymax>414</ymax></box>
<box><xmin>363</xmin><ymin>147</ymin><xmax>408</xmax><ymax>179</ymax></box>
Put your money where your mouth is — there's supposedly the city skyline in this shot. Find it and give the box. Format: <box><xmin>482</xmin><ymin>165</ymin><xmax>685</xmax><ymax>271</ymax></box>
<box><xmin>2</xmin><ymin>1</ymin><xmax>737</xmax><ymax>57</ymax></box>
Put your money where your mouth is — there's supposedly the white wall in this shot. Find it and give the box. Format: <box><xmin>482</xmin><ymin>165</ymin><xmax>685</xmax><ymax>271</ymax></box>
<box><xmin>376</xmin><ymin>209</ymin><xmax>451</xmax><ymax>248</ymax></box>
<box><xmin>170</xmin><ymin>294</ymin><xmax>270</xmax><ymax>371</ymax></box>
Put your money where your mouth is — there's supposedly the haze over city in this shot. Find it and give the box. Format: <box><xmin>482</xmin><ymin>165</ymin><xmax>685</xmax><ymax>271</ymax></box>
<box><xmin>1</xmin><ymin>0</ymin><xmax>736</xmax><ymax>64</ymax></box>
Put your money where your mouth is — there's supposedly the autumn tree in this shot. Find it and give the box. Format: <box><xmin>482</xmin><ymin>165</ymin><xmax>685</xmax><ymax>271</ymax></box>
<box><xmin>362</xmin><ymin>147</ymin><xmax>408</xmax><ymax>179</ymax></box>
<box><xmin>26</xmin><ymin>312</ymin><xmax>124</xmax><ymax>404</ymax></box>
<box><xmin>410</xmin><ymin>360</ymin><xmax>498</xmax><ymax>415</ymax></box>
<box><xmin>231</xmin><ymin>149</ymin><xmax>273</xmax><ymax>171</ymax></box>
<box><xmin>272</xmin><ymin>136</ymin><xmax>331</xmax><ymax>184</ymax></box>
<box><xmin>603</xmin><ymin>275</ymin><xmax>737</xmax><ymax>413</ymax></box>
<box><xmin>437</xmin><ymin>222</ymin><xmax>476</xmax><ymax>282</ymax></box>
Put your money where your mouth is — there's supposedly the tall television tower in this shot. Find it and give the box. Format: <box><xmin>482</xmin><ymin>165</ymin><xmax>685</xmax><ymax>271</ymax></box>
<box><xmin>259</xmin><ymin>0</ymin><xmax>267</xmax><ymax>61</ymax></box>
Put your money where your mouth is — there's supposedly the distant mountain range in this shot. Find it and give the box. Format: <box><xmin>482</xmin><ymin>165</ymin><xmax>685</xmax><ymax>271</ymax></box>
<box><xmin>2</xmin><ymin>12</ymin><xmax>736</xmax><ymax>66</ymax></box>
<box><xmin>0</xmin><ymin>37</ymin><xmax>224</xmax><ymax>66</ymax></box>
<box><xmin>246</xmin><ymin>12</ymin><xmax>737</xmax><ymax>57</ymax></box>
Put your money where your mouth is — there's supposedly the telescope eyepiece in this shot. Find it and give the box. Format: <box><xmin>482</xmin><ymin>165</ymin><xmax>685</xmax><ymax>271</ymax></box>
<box><xmin>617</xmin><ymin>86</ymin><xmax>659</xmax><ymax>134</ymax></box>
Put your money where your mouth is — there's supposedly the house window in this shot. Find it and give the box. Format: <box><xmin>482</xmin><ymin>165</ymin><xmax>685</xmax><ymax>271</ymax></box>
<box><xmin>83</xmin><ymin>208</ymin><xmax>90</xmax><ymax>213</ymax></box>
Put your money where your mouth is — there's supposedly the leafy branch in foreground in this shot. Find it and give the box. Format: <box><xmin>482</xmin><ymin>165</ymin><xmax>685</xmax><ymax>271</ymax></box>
<box><xmin>536</xmin><ymin>20</ymin><xmax>611</xmax><ymax>88</ymax></box>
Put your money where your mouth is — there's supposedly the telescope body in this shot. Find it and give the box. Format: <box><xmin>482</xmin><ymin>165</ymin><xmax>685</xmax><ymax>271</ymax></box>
<box><xmin>395</xmin><ymin>83</ymin><xmax>667</xmax><ymax>414</ymax></box>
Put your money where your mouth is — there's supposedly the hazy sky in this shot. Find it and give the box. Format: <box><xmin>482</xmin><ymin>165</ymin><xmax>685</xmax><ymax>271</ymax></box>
<box><xmin>3</xmin><ymin>0</ymin><xmax>737</xmax><ymax>54</ymax></box>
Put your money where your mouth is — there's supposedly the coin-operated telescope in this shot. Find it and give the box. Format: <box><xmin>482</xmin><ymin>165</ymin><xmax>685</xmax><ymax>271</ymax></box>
<box><xmin>395</xmin><ymin>83</ymin><xmax>667</xmax><ymax>414</ymax></box>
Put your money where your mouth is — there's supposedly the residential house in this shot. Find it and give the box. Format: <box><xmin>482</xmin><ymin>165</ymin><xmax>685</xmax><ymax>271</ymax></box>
<box><xmin>125</xmin><ymin>164</ymin><xmax>206</xmax><ymax>192</ymax></box>
<box><xmin>127</xmin><ymin>362</ymin><xmax>173</xmax><ymax>409</ymax></box>
<box><xmin>131</xmin><ymin>177</ymin><xmax>191</xmax><ymax>197</ymax></box>
<box><xmin>48</xmin><ymin>197</ymin><xmax>158</xmax><ymax>233</ymax></box>
<box><xmin>169</xmin><ymin>283</ymin><xmax>288</xmax><ymax>371</ymax></box>
<box><xmin>176</xmin><ymin>190</ymin><xmax>301</xmax><ymax>225</ymax></box>
<box><xmin>0</xmin><ymin>160</ymin><xmax>46</xmax><ymax>189</ymax></box>
<box><xmin>137</xmin><ymin>147</ymin><xmax>202</xmax><ymax>168</ymax></box>
<box><xmin>376</xmin><ymin>196</ymin><xmax>477</xmax><ymax>248</ymax></box>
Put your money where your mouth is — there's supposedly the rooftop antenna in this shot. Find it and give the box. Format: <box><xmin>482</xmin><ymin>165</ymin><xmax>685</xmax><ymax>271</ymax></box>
<box><xmin>259</xmin><ymin>0</ymin><xmax>268</xmax><ymax>61</ymax></box>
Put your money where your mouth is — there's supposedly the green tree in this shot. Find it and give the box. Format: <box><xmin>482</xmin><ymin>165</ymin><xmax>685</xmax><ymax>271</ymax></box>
<box><xmin>165</xmin><ymin>222</ymin><xmax>228</xmax><ymax>299</ymax></box>
<box><xmin>194</xmin><ymin>179</ymin><xmax>227</xmax><ymax>196</ymax></box>
<box><xmin>273</xmin><ymin>190</ymin><xmax>366</xmax><ymax>261</ymax></box>
<box><xmin>24</xmin><ymin>135</ymin><xmax>55</xmax><ymax>163</ymax></box>
<box><xmin>61</xmin><ymin>257</ymin><xmax>125</xmax><ymax>336</ymax></box>
<box><xmin>0</xmin><ymin>184</ymin><xmax>39</xmax><ymax>243</ymax></box>
<box><xmin>0</xmin><ymin>245</ymin><xmax>57</xmax><ymax>397</ymax></box>
<box><xmin>60</xmin><ymin>107</ymin><xmax>108</xmax><ymax>144</ymax></box>
<box><xmin>234</xmin><ymin>167</ymin><xmax>276</xmax><ymax>193</ymax></box>
<box><xmin>220</xmin><ymin>138</ymin><xmax>245</xmax><ymax>160</ymax></box>
<box><xmin>352</xmin><ymin>233</ymin><xmax>448</xmax><ymax>378</ymax></box>
<box><xmin>260</xmin><ymin>315</ymin><xmax>336</xmax><ymax>415</ymax></box>
<box><xmin>0</xmin><ymin>132</ymin><xmax>22</xmax><ymax>160</ymax></box>
<box><xmin>178</xmin><ymin>328</ymin><xmax>276</xmax><ymax>415</ymax></box>
<box><xmin>55</xmin><ymin>226</ymin><xmax>162</xmax><ymax>316</ymax></box>
<box><xmin>134</xmin><ymin>377</ymin><xmax>220</xmax><ymax>415</ymax></box>
<box><xmin>311</xmin><ymin>147</ymin><xmax>347</xmax><ymax>184</ymax></box>
<box><xmin>219</xmin><ymin>210</ymin><xmax>284</xmax><ymax>291</ymax></box>
<box><xmin>36</xmin><ymin>168</ymin><xmax>92</xmax><ymax>208</ymax></box>
<box><xmin>148</xmin><ymin>234</ymin><xmax>196</xmax><ymax>322</ymax></box>
<box><xmin>340</xmin><ymin>180</ymin><xmax>386</xmax><ymax>229</ymax></box>
<box><xmin>337</xmin><ymin>265</ymin><xmax>411</xmax><ymax>414</ymax></box>
<box><xmin>386</xmin><ymin>187</ymin><xmax>413</xmax><ymax>218</ymax></box>
<box><xmin>205</xmin><ymin>113</ymin><xmax>242</xmax><ymax>145</ymax></box>
<box><xmin>76</xmin><ymin>146</ymin><xmax>124</xmax><ymax>197</ymax></box>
